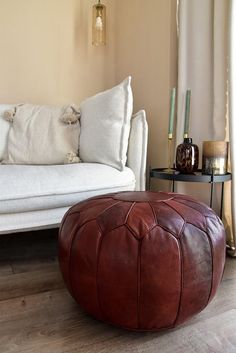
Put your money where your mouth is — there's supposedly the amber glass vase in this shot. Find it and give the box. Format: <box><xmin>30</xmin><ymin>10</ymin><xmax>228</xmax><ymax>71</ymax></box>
<box><xmin>176</xmin><ymin>138</ymin><xmax>199</xmax><ymax>173</ymax></box>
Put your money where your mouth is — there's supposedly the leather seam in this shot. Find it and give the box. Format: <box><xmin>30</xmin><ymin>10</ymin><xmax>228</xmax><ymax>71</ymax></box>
<box><xmin>89</xmin><ymin>200</ymin><xmax>123</xmax><ymax>218</ymax></box>
<box><xmin>137</xmin><ymin>238</ymin><xmax>142</xmax><ymax>329</ymax></box>
<box><xmin>125</xmin><ymin>223</ymin><xmax>143</xmax><ymax>240</ymax></box>
<box><xmin>68</xmin><ymin>218</ymin><xmax>83</xmax><ymax>298</ymax></box>
<box><xmin>161</xmin><ymin>200</ymin><xmax>188</xmax><ymax>237</ymax></box>
<box><xmin>204</xmin><ymin>218</ymin><xmax>214</xmax><ymax>307</ymax></box>
<box><xmin>125</xmin><ymin>201</ymin><xmax>136</xmax><ymax>223</ymax></box>
<box><xmin>67</xmin><ymin>216</ymin><xmax>103</xmax><ymax>318</ymax></box>
<box><xmin>172</xmin><ymin>224</ymin><xmax>185</xmax><ymax>326</ymax></box>
<box><xmin>148</xmin><ymin>201</ymin><xmax>157</xmax><ymax>224</ymax></box>
<box><xmin>125</xmin><ymin>222</ymin><xmax>182</xmax><ymax>241</ymax></box>
<box><xmin>67</xmin><ymin>201</ymin><xmax>123</xmax><ymax>232</ymax></box>
<box><xmin>154</xmin><ymin>223</ymin><xmax>182</xmax><ymax>239</ymax></box>
<box><xmin>162</xmin><ymin>200</ymin><xmax>185</xmax><ymax>223</ymax></box>
<box><xmin>173</xmin><ymin>199</ymin><xmax>211</xmax><ymax>222</ymax></box>
<box><xmin>163</xmin><ymin>200</ymin><xmax>207</xmax><ymax>234</ymax></box>
<box><xmin>68</xmin><ymin>200</ymin><xmax>122</xmax><ymax>218</ymax></box>
<box><xmin>95</xmin><ymin>230</ymin><xmax>105</xmax><ymax>320</ymax></box>
<box><xmin>182</xmin><ymin>221</ymin><xmax>206</xmax><ymax>234</ymax></box>
<box><xmin>175</xmin><ymin>197</ymin><xmax>216</xmax><ymax>212</ymax></box>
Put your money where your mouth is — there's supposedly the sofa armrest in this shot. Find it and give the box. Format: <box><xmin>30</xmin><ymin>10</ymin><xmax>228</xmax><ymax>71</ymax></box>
<box><xmin>127</xmin><ymin>110</ymin><xmax>148</xmax><ymax>191</ymax></box>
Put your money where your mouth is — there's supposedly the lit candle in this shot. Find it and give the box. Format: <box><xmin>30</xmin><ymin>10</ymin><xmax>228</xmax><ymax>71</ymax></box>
<box><xmin>168</xmin><ymin>87</ymin><xmax>176</xmax><ymax>139</ymax></box>
<box><xmin>184</xmin><ymin>90</ymin><xmax>191</xmax><ymax>138</ymax></box>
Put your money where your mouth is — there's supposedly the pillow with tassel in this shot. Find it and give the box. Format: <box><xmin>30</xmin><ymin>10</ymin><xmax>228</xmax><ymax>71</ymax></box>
<box><xmin>2</xmin><ymin>103</ymin><xmax>81</xmax><ymax>165</ymax></box>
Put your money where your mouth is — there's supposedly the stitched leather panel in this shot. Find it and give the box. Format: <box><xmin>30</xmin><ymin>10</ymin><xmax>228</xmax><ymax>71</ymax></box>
<box><xmin>58</xmin><ymin>191</ymin><xmax>226</xmax><ymax>331</ymax></box>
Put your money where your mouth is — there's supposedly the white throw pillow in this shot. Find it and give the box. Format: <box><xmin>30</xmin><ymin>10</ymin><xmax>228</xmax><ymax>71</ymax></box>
<box><xmin>79</xmin><ymin>77</ymin><xmax>133</xmax><ymax>171</ymax></box>
<box><xmin>0</xmin><ymin>104</ymin><xmax>15</xmax><ymax>161</ymax></box>
<box><xmin>2</xmin><ymin>104</ymin><xmax>81</xmax><ymax>165</ymax></box>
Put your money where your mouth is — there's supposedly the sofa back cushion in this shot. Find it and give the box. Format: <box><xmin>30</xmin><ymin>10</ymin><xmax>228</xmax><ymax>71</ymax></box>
<box><xmin>2</xmin><ymin>104</ymin><xmax>81</xmax><ymax>165</ymax></box>
<box><xmin>79</xmin><ymin>77</ymin><xmax>133</xmax><ymax>171</ymax></box>
<box><xmin>127</xmin><ymin>110</ymin><xmax>148</xmax><ymax>191</ymax></box>
<box><xmin>0</xmin><ymin>104</ymin><xmax>15</xmax><ymax>161</ymax></box>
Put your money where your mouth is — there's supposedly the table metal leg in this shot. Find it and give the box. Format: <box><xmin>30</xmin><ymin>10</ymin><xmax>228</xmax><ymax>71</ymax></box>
<box><xmin>172</xmin><ymin>180</ymin><xmax>175</xmax><ymax>193</ymax></box>
<box><xmin>220</xmin><ymin>182</ymin><xmax>224</xmax><ymax>220</ymax></box>
<box><xmin>210</xmin><ymin>182</ymin><xmax>214</xmax><ymax>208</ymax></box>
<box><xmin>221</xmin><ymin>181</ymin><xmax>236</xmax><ymax>257</ymax></box>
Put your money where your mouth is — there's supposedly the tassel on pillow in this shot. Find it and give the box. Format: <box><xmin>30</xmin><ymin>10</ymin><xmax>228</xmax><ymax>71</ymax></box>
<box><xmin>3</xmin><ymin>104</ymin><xmax>24</xmax><ymax>123</ymax></box>
<box><xmin>3</xmin><ymin>107</ymin><xmax>16</xmax><ymax>123</ymax></box>
<box><xmin>61</xmin><ymin>105</ymin><xmax>81</xmax><ymax>124</ymax></box>
<box><xmin>65</xmin><ymin>151</ymin><xmax>81</xmax><ymax>164</ymax></box>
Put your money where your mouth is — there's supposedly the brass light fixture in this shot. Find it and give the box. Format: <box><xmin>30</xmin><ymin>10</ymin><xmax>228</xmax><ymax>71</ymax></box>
<box><xmin>92</xmin><ymin>0</ymin><xmax>106</xmax><ymax>46</ymax></box>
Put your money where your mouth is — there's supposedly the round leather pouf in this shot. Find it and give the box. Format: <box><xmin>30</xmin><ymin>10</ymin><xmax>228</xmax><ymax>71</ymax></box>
<box><xmin>58</xmin><ymin>191</ymin><xmax>226</xmax><ymax>331</ymax></box>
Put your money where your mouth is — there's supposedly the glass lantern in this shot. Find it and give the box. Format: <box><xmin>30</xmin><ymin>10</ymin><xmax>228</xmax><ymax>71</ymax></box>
<box><xmin>92</xmin><ymin>0</ymin><xmax>106</xmax><ymax>46</ymax></box>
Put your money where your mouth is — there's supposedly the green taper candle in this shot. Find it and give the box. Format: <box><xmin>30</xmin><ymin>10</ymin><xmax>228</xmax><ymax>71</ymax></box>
<box><xmin>168</xmin><ymin>87</ymin><xmax>176</xmax><ymax>139</ymax></box>
<box><xmin>184</xmin><ymin>90</ymin><xmax>191</xmax><ymax>138</ymax></box>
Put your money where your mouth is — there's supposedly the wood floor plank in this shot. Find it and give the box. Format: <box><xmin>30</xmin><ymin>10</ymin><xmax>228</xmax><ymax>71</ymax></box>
<box><xmin>0</xmin><ymin>288</ymin><xmax>70</xmax><ymax>321</ymax></box>
<box><xmin>223</xmin><ymin>257</ymin><xmax>236</xmax><ymax>280</ymax></box>
<box><xmin>2</xmin><ymin>307</ymin><xmax>234</xmax><ymax>353</ymax></box>
<box><xmin>0</xmin><ymin>230</ymin><xmax>235</xmax><ymax>353</ymax></box>
<box><xmin>66</xmin><ymin>310</ymin><xmax>236</xmax><ymax>353</ymax></box>
<box><xmin>11</xmin><ymin>257</ymin><xmax>58</xmax><ymax>274</ymax></box>
<box><xmin>0</xmin><ymin>263</ymin><xmax>64</xmax><ymax>301</ymax></box>
<box><xmin>0</xmin><ymin>262</ymin><xmax>13</xmax><ymax>276</ymax></box>
<box><xmin>0</xmin><ymin>289</ymin><xmax>123</xmax><ymax>353</ymax></box>
<box><xmin>0</xmin><ymin>277</ymin><xmax>236</xmax><ymax>353</ymax></box>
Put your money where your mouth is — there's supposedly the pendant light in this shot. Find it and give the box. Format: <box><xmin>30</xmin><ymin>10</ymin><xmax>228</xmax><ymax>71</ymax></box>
<box><xmin>92</xmin><ymin>0</ymin><xmax>106</xmax><ymax>46</ymax></box>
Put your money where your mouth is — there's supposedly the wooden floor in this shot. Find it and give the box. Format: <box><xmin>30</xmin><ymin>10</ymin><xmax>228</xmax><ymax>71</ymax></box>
<box><xmin>0</xmin><ymin>230</ymin><xmax>236</xmax><ymax>353</ymax></box>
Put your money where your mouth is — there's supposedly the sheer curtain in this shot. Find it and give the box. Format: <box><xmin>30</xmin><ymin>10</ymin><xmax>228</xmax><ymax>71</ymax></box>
<box><xmin>228</xmin><ymin>0</ymin><xmax>236</xmax><ymax>256</ymax></box>
<box><xmin>176</xmin><ymin>0</ymin><xmax>227</xmax><ymax>150</ymax></box>
<box><xmin>176</xmin><ymin>0</ymin><xmax>234</xmax><ymax>249</ymax></box>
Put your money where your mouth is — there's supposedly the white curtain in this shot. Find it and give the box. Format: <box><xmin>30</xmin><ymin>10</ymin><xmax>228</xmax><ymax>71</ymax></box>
<box><xmin>228</xmin><ymin>0</ymin><xmax>236</xmax><ymax>256</ymax></box>
<box><xmin>176</xmin><ymin>0</ymin><xmax>229</xmax><ymax>219</ymax></box>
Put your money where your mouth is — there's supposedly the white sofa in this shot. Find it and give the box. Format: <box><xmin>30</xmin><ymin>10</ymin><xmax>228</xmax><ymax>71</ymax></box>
<box><xmin>0</xmin><ymin>110</ymin><xmax>148</xmax><ymax>235</ymax></box>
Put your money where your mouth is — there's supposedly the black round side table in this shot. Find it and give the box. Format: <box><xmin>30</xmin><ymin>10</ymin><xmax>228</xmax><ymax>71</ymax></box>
<box><xmin>149</xmin><ymin>168</ymin><xmax>232</xmax><ymax>220</ymax></box>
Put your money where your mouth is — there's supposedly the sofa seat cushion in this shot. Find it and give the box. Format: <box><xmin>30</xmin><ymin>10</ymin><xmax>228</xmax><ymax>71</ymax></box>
<box><xmin>0</xmin><ymin>163</ymin><xmax>135</xmax><ymax>214</ymax></box>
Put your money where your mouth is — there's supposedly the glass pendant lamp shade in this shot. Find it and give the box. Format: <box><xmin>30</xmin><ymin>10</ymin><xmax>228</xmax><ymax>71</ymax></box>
<box><xmin>92</xmin><ymin>0</ymin><xmax>106</xmax><ymax>46</ymax></box>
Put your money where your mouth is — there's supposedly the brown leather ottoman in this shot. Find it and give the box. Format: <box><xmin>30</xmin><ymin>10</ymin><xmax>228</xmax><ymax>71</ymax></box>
<box><xmin>58</xmin><ymin>191</ymin><xmax>226</xmax><ymax>331</ymax></box>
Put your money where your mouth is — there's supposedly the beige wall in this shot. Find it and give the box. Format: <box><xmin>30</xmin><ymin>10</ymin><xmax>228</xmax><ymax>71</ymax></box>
<box><xmin>0</xmin><ymin>0</ymin><xmax>117</xmax><ymax>105</ymax></box>
<box><xmin>0</xmin><ymin>0</ymin><xmax>177</xmax><ymax>181</ymax></box>
<box><xmin>115</xmin><ymin>0</ymin><xmax>177</xmax><ymax>183</ymax></box>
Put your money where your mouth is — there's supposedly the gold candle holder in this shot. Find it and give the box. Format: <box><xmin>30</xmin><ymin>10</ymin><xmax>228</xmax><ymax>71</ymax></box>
<box><xmin>164</xmin><ymin>87</ymin><xmax>176</xmax><ymax>172</ymax></box>
<box><xmin>163</xmin><ymin>134</ymin><xmax>174</xmax><ymax>172</ymax></box>
<box><xmin>202</xmin><ymin>141</ymin><xmax>229</xmax><ymax>175</ymax></box>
